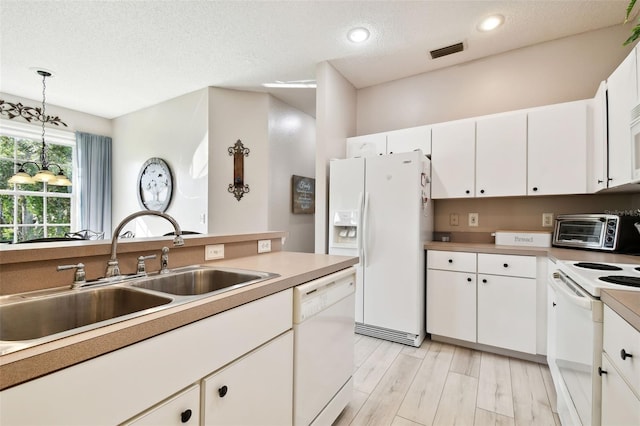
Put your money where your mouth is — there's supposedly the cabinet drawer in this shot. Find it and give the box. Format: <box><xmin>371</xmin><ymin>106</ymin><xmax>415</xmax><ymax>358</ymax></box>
<box><xmin>477</xmin><ymin>253</ymin><xmax>536</xmax><ymax>278</ymax></box>
<box><xmin>427</xmin><ymin>250</ymin><xmax>476</xmax><ymax>272</ymax></box>
<box><xmin>601</xmin><ymin>353</ymin><xmax>640</xmax><ymax>426</ymax></box>
<box><xmin>604</xmin><ymin>305</ymin><xmax>640</xmax><ymax>396</ymax></box>
<box><xmin>123</xmin><ymin>384</ymin><xmax>200</xmax><ymax>426</ymax></box>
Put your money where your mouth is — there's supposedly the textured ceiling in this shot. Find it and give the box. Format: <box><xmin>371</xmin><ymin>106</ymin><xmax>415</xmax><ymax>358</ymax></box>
<box><xmin>0</xmin><ymin>0</ymin><xmax>633</xmax><ymax>119</ymax></box>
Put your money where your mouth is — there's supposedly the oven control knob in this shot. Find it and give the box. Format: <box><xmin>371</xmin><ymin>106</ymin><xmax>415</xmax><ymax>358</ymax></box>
<box><xmin>621</xmin><ymin>349</ymin><xmax>633</xmax><ymax>360</ymax></box>
<box><xmin>598</xmin><ymin>367</ymin><xmax>607</xmax><ymax>376</ymax></box>
<box><xmin>606</xmin><ymin>236</ymin><xmax>613</xmax><ymax>243</ymax></box>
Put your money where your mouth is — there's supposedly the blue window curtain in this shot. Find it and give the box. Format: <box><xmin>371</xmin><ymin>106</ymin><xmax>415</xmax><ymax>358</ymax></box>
<box><xmin>75</xmin><ymin>131</ymin><xmax>112</xmax><ymax>236</ymax></box>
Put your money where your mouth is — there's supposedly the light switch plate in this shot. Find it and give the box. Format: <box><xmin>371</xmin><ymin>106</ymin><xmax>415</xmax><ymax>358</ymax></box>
<box><xmin>542</xmin><ymin>213</ymin><xmax>554</xmax><ymax>227</ymax></box>
<box><xmin>450</xmin><ymin>214</ymin><xmax>459</xmax><ymax>226</ymax></box>
<box><xmin>258</xmin><ymin>240</ymin><xmax>272</xmax><ymax>253</ymax></box>
<box><xmin>469</xmin><ymin>213</ymin><xmax>479</xmax><ymax>227</ymax></box>
<box><xmin>205</xmin><ymin>244</ymin><xmax>224</xmax><ymax>260</ymax></box>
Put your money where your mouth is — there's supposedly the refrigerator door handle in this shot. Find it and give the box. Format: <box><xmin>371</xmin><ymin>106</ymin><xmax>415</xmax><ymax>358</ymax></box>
<box><xmin>357</xmin><ymin>191</ymin><xmax>364</xmax><ymax>264</ymax></box>
<box><xmin>362</xmin><ymin>192</ymin><xmax>369</xmax><ymax>267</ymax></box>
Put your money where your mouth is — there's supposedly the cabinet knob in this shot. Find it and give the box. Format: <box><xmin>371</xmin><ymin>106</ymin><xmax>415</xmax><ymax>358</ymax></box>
<box><xmin>482</xmin><ymin>279</ymin><xmax>487</xmax><ymax>284</ymax></box>
<box><xmin>598</xmin><ymin>367</ymin><xmax>607</xmax><ymax>376</ymax></box>
<box><xmin>467</xmin><ymin>277</ymin><xmax>472</xmax><ymax>282</ymax></box>
<box><xmin>621</xmin><ymin>349</ymin><xmax>633</xmax><ymax>360</ymax></box>
<box><xmin>552</xmin><ymin>302</ymin><xmax>556</xmax><ymax>307</ymax></box>
<box><xmin>503</xmin><ymin>263</ymin><xmax>508</xmax><ymax>268</ymax></box>
<box><xmin>480</xmin><ymin>189</ymin><xmax>485</xmax><ymax>194</ymax></box>
<box><xmin>532</xmin><ymin>187</ymin><xmax>538</xmax><ymax>192</ymax></box>
<box><xmin>597</xmin><ymin>179</ymin><xmax>604</xmax><ymax>184</ymax></box>
<box><xmin>465</xmin><ymin>190</ymin><xmax>470</xmax><ymax>194</ymax></box>
<box><xmin>180</xmin><ymin>409</ymin><xmax>192</xmax><ymax>423</ymax></box>
<box><xmin>448</xmin><ymin>259</ymin><xmax>453</xmax><ymax>263</ymax></box>
<box><xmin>218</xmin><ymin>385</ymin><xmax>228</xmax><ymax>398</ymax></box>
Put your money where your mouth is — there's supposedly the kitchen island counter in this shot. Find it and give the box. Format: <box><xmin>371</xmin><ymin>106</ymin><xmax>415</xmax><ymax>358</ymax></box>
<box><xmin>0</xmin><ymin>251</ymin><xmax>358</xmax><ymax>391</ymax></box>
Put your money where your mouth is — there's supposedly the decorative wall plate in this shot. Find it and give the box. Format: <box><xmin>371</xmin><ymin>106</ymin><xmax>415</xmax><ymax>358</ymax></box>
<box><xmin>137</xmin><ymin>157</ymin><xmax>173</xmax><ymax>212</ymax></box>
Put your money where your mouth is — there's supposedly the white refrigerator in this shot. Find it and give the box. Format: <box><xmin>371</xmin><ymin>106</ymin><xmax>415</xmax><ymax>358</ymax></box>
<box><xmin>328</xmin><ymin>150</ymin><xmax>433</xmax><ymax>347</ymax></box>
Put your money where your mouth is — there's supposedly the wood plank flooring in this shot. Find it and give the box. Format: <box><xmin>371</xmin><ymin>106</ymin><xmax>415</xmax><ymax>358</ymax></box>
<box><xmin>334</xmin><ymin>335</ymin><xmax>561</xmax><ymax>426</ymax></box>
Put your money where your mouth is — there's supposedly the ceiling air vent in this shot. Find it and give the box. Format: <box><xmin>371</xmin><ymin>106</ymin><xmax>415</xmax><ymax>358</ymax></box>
<box><xmin>430</xmin><ymin>42</ymin><xmax>464</xmax><ymax>59</ymax></box>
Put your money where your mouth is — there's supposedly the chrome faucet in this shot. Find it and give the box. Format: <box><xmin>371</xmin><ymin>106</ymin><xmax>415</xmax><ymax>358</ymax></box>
<box><xmin>106</xmin><ymin>211</ymin><xmax>184</xmax><ymax>278</ymax></box>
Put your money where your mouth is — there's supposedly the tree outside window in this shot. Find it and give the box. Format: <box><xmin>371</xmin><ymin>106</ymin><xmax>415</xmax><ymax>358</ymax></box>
<box><xmin>0</xmin><ymin>134</ymin><xmax>74</xmax><ymax>243</ymax></box>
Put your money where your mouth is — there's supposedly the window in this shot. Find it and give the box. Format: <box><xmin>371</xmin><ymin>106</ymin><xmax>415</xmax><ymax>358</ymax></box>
<box><xmin>0</xmin><ymin>120</ymin><xmax>75</xmax><ymax>243</ymax></box>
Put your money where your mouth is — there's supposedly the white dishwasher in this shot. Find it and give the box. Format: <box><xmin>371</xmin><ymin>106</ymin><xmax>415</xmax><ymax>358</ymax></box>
<box><xmin>293</xmin><ymin>267</ymin><xmax>356</xmax><ymax>426</ymax></box>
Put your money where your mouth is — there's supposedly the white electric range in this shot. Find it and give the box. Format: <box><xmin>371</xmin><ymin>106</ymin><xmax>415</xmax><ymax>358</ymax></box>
<box><xmin>547</xmin><ymin>258</ymin><xmax>640</xmax><ymax>426</ymax></box>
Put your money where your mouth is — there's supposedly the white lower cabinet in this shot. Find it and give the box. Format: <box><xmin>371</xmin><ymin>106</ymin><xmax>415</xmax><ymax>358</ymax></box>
<box><xmin>123</xmin><ymin>384</ymin><xmax>201</xmax><ymax>426</ymax></box>
<box><xmin>600</xmin><ymin>304</ymin><xmax>640</xmax><ymax>426</ymax></box>
<box><xmin>202</xmin><ymin>331</ymin><xmax>293</xmax><ymax>426</ymax></box>
<box><xmin>426</xmin><ymin>269</ymin><xmax>477</xmax><ymax>343</ymax></box>
<box><xmin>427</xmin><ymin>250</ymin><xmax>538</xmax><ymax>355</ymax></box>
<box><xmin>477</xmin><ymin>274</ymin><xmax>536</xmax><ymax>353</ymax></box>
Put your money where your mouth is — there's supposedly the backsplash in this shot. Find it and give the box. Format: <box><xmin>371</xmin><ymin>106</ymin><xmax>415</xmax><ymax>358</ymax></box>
<box><xmin>434</xmin><ymin>193</ymin><xmax>640</xmax><ymax>236</ymax></box>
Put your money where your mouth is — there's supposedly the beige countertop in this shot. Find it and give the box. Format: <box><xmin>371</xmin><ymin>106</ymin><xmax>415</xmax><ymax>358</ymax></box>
<box><xmin>0</xmin><ymin>251</ymin><xmax>358</xmax><ymax>391</ymax></box>
<box><xmin>424</xmin><ymin>241</ymin><xmax>640</xmax><ymax>264</ymax></box>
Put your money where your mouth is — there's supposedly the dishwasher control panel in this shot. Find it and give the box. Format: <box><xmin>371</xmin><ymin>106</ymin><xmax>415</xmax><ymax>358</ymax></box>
<box><xmin>293</xmin><ymin>268</ymin><xmax>356</xmax><ymax>323</ymax></box>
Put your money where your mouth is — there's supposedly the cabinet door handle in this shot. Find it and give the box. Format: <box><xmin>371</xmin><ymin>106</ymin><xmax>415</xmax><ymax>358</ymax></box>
<box><xmin>621</xmin><ymin>349</ymin><xmax>633</xmax><ymax>360</ymax></box>
<box><xmin>448</xmin><ymin>259</ymin><xmax>453</xmax><ymax>263</ymax></box>
<box><xmin>465</xmin><ymin>190</ymin><xmax>470</xmax><ymax>194</ymax></box>
<box><xmin>480</xmin><ymin>189</ymin><xmax>485</xmax><ymax>194</ymax></box>
<box><xmin>482</xmin><ymin>279</ymin><xmax>487</xmax><ymax>284</ymax></box>
<box><xmin>218</xmin><ymin>385</ymin><xmax>228</xmax><ymax>398</ymax></box>
<box><xmin>180</xmin><ymin>409</ymin><xmax>192</xmax><ymax>423</ymax></box>
<box><xmin>503</xmin><ymin>263</ymin><xmax>508</xmax><ymax>268</ymax></box>
<box><xmin>532</xmin><ymin>187</ymin><xmax>538</xmax><ymax>192</ymax></box>
<box><xmin>598</xmin><ymin>367</ymin><xmax>607</xmax><ymax>376</ymax></box>
<box><xmin>552</xmin><ymin>302</ymin><xmax>556</xmax><ymax>307</ymax></box>
<box><xmin>467</xmin><ymin>277</ymin><xmax>472</xmax><ymax>282</ymax></box>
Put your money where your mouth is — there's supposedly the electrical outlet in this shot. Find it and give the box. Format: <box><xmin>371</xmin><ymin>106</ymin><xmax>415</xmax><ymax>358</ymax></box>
<box><xmin>205</xmin><ymin>244</ymin><xmax>224</xmax><ymax>260</ymax></box>
<box><xmin>469</xmin><ymin>213</ymin><xmax>479</xmax><ymax>227</ymax></box>
<box><xmin>258</xmin><ymin>240</ymin><xmax>272</xmax><ymax>253</ymax></box>
<box><xmin>450</xmin><ymin>213</ymin><xmax>459</xmax><ymax>226</ymax></box>
<box><xmin>542</xmin><ymin>213</ymin><xmax>554</xmax><ymax>227</ymax></box>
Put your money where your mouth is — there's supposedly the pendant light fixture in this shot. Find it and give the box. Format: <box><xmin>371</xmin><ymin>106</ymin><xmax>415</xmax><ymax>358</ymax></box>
<box><xmin>7</xmin><ymin>70</ymin><xmax>71</xmax><ymax>187</ymax></box>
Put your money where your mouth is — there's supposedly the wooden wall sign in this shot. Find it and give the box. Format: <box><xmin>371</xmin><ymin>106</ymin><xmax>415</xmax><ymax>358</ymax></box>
<box><xmin>292</xmin><ymin>175</ymin><xmax>315</xmax><ymax>214</ymax></box>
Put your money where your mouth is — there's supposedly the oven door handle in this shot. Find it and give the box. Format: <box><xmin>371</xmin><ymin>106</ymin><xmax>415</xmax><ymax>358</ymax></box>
<box><xmin>548</xmin><ymin>271</ymin><xmax>593</xmax><ymax>311</ymax></box>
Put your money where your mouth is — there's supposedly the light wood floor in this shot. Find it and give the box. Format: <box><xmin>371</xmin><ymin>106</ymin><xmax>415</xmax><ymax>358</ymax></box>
<box><xmin>333</xmin><ymin>334</ymin><xmax>561</xmax><ymax>426</ymax></box>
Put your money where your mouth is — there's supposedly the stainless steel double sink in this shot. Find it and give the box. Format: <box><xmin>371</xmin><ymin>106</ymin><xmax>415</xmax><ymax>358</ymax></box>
<box><xmin>0</xmin><ymin>266</ymin><xmax>279</xmax><ymax>355</ymax></box>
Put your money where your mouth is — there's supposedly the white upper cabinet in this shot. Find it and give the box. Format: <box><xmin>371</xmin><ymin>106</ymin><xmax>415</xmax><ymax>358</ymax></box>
<box><xmin>528</xmin><ymin>100</ymin><xmax>588</xmax><ymax>195</ymax></box>
<box><xmin>607</xmin><ymin>48</ymin><xmax>637</xmax><ymax>187</ymax></box>
<box><xmin>346</xmin><ymin>133</ymin><xmax>386</xmax><ymax>158</ymax></box>
<box><xmin>431</xmin><ymin>119</ymin><xmax>476</xmax><ymax>198</ymax></box>
<box><xmin>386</xmin><ymin>125</ymin><xmax>431</xmax><ymax>155</ymax></box>
<box><xmin>475</xmin><ymin>112</ymin><xmax>527</xmax><ymax>197</ymax></box>
<box><xmin>588</xmin><ymin>82</ymin><xmax>609</xmax><ymax>193</ymax></box>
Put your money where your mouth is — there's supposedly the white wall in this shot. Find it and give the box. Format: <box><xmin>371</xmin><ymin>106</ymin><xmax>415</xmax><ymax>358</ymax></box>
<box><xmin>207</xmin><ymin>88</ymin><xmax>270</xmax><ymax>234</ymax></box>
<box><xmin>112</xmin><ymin>89</ymin><xmax>209</xmax><ymax>237</ymax></box>
<box><xmin>267</xmin><ymin>96</ymin><xmax>316</xmax><ymax>253</ymax></box>
<box><xmin>356</xmin><ymin>24</ymin><xmax>636</xmax><ymax>135</ymax></box>
<box><xmin>315</xmin><ymin>62</ymin><xmax>357</xmax><ymax>254</ymax></box>
<box><xmin>0</xmin><ymin>92</ymin><xmax>112</xmax><ymax>137</ymax></box>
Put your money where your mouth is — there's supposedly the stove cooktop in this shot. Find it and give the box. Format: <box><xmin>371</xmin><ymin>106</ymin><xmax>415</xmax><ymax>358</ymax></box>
<box><xmin>558</xmin><ymin>260</ymin><xmax>640</xmax><ymax>297</ymax></box>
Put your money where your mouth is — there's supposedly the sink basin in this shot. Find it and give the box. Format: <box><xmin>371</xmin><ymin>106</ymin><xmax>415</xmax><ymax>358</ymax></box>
<box><xmin>131</xmin><ymin>267</ymin><xmax>279</xmax><ymax>296</ymax></box>
<box><xmin>0</xmin><ymin>287</ymin><xmax>172</xmax><ymax>342</ymax></box>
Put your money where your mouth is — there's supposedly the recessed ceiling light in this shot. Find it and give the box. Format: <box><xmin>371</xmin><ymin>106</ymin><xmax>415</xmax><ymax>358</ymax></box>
<box><xmin>477</xmin><ymin>14</ymin><xmax>504</xmax><ymax>32</ymax></box>
<box><xmin>347</xmin><ymin>27</ymin><xmax>370</xmax><ymax>43</ymax></box>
